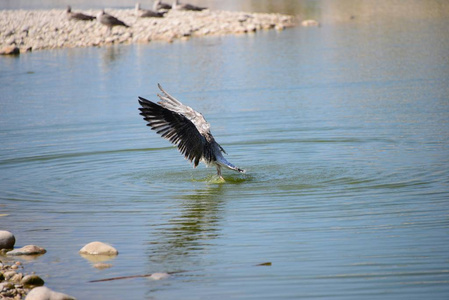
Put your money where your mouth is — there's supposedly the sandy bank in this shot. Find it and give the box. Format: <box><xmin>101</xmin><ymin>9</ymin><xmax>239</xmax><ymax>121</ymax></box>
<box><xmin>0</xmin><ymin>8</ymin><xmax>296</xmax><ymax>54</ymax></box>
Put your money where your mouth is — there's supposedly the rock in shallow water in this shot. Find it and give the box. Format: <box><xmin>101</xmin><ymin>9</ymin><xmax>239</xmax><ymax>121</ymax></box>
<box><xmin>149</xmin><ymin>272</ymin><xmax>170</xmax><ymax>280</ymax></box>
<box><xmin>21</xmin><ymin>274</ymin><xmax>45</xmax><ymax>286</ymax></box>
<box><xmin>0</xmin><ymin>230</ymin><xmax>16</xmax><ymax>249</ymax></box>
<box><xmin>25</xmin><ymin>286</ymin><xmax>76</xmax><ymax>300</ymax></box>
<box><xmin>79</xmin><ymin>241</ymin><xmax>118</xmax><ymax>256</ymax></box>
<box><xmin>7</xmin><ymin>245</ymin><xmax>46</xmax><ymax>256</ymax></box>
<box><xmin>93</xmin><ymin>263</ymin><xmax>113</xmax><ymax>269</ymax></box>
<box><xmin>301</xmin><ymin>19</ymin><xmax>320</xmax><ymax>27</ymax></box>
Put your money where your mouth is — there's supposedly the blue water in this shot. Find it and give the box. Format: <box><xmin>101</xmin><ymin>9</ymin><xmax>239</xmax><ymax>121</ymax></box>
<box><xmin>1</xmin><ymin>3</ymin><xmax>449</xmax><ymax>299</ymax></box>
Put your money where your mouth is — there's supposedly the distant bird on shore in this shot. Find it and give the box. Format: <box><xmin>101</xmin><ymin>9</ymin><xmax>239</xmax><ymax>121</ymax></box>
<box><xmin>135</xmin><ymin>3</ymin><xmax>165</xmax><ymax>18</ymax></box>
<box><xmin>66</xmin><ymin>6</ymin><xmax>95</xmax><ymax>21</ymax></box>
<box><xmin>138</xmin><ymin>84</ymin><xmax>245</xmax><ymax>178</ymax></box>
<box><xmin>172</xmin><ymin>0</ymin><xmax>207</xmax><ymax>11</ymax></box>
<box><xmin>97</xmin><ymin>10</ymin><xmax>129</xmax><ymax>33</ymax></box>
<box><xmin>153</xmin><ymin>0</ymin><xmax>172</xmax><ymax>11</ymax></box>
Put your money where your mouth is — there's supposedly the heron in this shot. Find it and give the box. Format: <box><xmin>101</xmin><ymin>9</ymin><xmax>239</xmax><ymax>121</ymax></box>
<box><xmin>66</xmin><ymin>6</ymin><xmax>95</xmax><ymax>21</ymax></box>
<box><xmin>135</xmin><ymin>3</ymin><xmax>165</xmax><ymax>18</ymax></box>
<box><xmin>138</xmin><ymin>84</ymin><xmax>245</xmax><ymax>178</ymax></box>
<box><xmin>172</xmin><ymin>0</ymin><xmax>207</xmax><ymax>11</ymax></box>
<box><xmin>97</xmin><ymin>10</ymin><xmax>129</xmax><ymax>33</ymax></box>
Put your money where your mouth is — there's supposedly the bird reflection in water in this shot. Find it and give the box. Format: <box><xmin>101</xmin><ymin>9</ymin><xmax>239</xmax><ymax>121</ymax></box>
<box><xmin>100</xmin><ymin>46</ymin><xmax>126</xmax><ymax>70</ymax></box>
<box><xmin>146</xmin><ymin>184</ymin><xmax>225</xmax><ymax>267</ymax></box>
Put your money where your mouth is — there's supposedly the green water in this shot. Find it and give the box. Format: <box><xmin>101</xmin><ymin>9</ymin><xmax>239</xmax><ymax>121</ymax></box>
<box><xmin>1</xmin><ymin>1</ymin><xmax>449</xmax><ymax>299</ymax></box>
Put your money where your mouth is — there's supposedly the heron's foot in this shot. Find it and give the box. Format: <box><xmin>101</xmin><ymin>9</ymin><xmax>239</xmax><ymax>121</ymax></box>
<box><xmin>207</xmin><ymin>175</ymin><xmax>225</xmax><ymax>183</ymax></box>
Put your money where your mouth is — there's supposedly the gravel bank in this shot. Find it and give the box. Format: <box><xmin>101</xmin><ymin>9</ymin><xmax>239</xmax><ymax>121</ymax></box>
<box><xmin>0</xmin><ymin>8</ymin><xmax>295</xmax><ymax>54</ymax></box>
<box><xmin>0</xmin><ymin>260</ymin><xmax>38</xmax><ymax>299</ymax></box>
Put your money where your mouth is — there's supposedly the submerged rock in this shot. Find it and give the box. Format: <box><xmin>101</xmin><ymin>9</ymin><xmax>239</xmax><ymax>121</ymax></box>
<box><xmin>79</xmin><ymin>241</ymin><xmax>118</xmax><ymax>256</ymax></box>
<box><xmin>93</xmin><ymin>263</ymin><xmax>113</xmax><ymax>269</ymax></box>
<box><xmin>301</xmin><ymin>19</ymin><xmax>320</xmax><ymax>27</ymax></box>
<box><xmin>149</xmin><ymin>272</ymin><xmax>170</xmax><ymax>280</ymax></box>
<box><xmin>7</xmin><ymin>245</ymin><xmax>46</xmax><ymax>256</ymax></box>
<box><xmin>25</xmin><ymin>286</ymin><xmax>76</xmax><ymax>300</ymax></box>
<box><xmin>0</xmin><ymin>230</ymin><xmax>16</xmax><ymax>249</ymax></box>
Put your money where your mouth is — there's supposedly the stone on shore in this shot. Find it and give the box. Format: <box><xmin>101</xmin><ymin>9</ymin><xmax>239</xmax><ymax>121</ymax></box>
<box><xmin>0</xmin><ymin>230</ymin><xmax>15</xmax><ymax>249</ymax></box>
<box><xmin>22</xmin><ymin>275</ymin><xmax>45</xmax><ymax>287</ymax></box>
<box><xmin>3</xmin><ymin>270</ymin><xmax>19</xmax><ymax>281</ymax></box>
<box><xmin>0</xmin><ymin>281</ymin><xmax>15</xmax><ymax>291</ymax></box>
<box><xmin>1</xmin><ymin>261</ymin><xmax>34</xmax><ymax>298</ymax></box>
<box><xmin>0</xmin><ymin>46</ymin><xmax>20</xmax><ymax>55</ymax></box>
<box><xmin>79</xmin><ymin>241</ymin><xmax>118</xmax><ymax>256</ymax></box>
<box><xmin>25</xmin><ymin>286</ymin><xmax>76</xmax><ymax>300</ymax></box>
<box><xmin>7</xmin><ymin>245</ymin><xmax>47</xmax><ymax>256</ymax></box>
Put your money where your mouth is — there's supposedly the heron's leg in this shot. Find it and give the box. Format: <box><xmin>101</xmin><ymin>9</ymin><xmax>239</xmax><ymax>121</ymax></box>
<box><xmin>216</xmin><ymin>165</ymin><xmax>223</xmax><ymax>179</ymax></box>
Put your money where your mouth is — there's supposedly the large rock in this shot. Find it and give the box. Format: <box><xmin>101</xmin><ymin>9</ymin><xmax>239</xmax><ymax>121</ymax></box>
<box><xmin>7</xmin><ymin>245</ymin><xmax>46</xmax><ymax>256</ymax></box>
<box><xmin>25</xmin><ymin>286</ymin><xmax>76</xmax><ymax>300</ymax></box>
<box><xmin>79</xmin><ymin>241</ymin><xmax>118</xmax><ymax>256</ymax></box>
<box><xmin>0</xmin><ymin>230</ymin><xmax>16</xmax><ymax>249</ymax></box>
<box><xmin>22</xmin><ymin>274</ymin><xmax>45</xmax><ymax>286</ymax></box>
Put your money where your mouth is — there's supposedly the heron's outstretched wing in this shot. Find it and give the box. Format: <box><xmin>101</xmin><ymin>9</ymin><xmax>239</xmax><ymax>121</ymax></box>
<box><xmin>156</xmin><ymin>84</ymin><xmax>212</xmax><ymax>136</ymax></box>
<box><xmin>138</xmin><ymin>97</ymin><xmax>205</xmax><ymax>167</ymax></box>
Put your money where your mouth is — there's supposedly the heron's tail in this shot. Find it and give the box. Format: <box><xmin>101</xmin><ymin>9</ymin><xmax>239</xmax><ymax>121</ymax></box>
<box><xmin>216</xmin><ymin>155</ymin><xmax>246</xmax><ymax>173</ymax></box>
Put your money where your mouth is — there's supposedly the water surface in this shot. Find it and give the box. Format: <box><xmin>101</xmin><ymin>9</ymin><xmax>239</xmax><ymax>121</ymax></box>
<box><xmin>1</xmin><ymin>2</ymin><xmax>449</xmax><ymax>299</ymax></box>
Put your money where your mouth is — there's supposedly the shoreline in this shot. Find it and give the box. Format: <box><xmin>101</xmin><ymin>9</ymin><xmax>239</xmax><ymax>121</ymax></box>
<box><xmin>0</xmin><ymin>8</ymin><xmax>296</xmax><ymax>54</ymax></box>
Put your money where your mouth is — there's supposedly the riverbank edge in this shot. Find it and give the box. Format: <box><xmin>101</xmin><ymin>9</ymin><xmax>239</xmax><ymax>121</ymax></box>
<box><xmin>0</xmin><ymin>8</ymin><xmax>297</xmax><ymax>55</ymax></box>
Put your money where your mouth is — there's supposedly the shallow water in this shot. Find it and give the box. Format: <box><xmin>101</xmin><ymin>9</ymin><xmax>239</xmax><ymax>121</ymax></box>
<box><xmin>1</xmin><ymin>2</ymin><xmax>449</xmax><ymax>299</ymax></box>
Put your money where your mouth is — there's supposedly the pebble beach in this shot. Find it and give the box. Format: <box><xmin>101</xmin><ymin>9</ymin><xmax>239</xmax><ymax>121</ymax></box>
<box><xmin>1</xmin><ymin>230</ymin><xmax>120</xmax><ymax>299</ymax></box>
<box><xmin>0</xmin><ymin>7</ymin><xmax>295</xmax><ymax>54</ymax></box>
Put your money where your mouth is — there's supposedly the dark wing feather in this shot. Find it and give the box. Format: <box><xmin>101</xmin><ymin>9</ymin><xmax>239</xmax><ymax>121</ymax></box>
<box><xmin>138</xmin><ymin>96</ymin><xmax>205</xmax><ymax>167</ymax></box>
